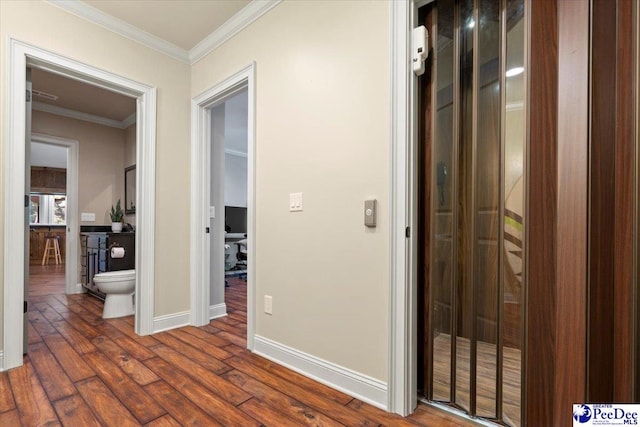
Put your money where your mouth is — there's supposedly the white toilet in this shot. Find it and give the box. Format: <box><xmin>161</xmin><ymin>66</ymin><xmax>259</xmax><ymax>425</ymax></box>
<box><xmin>93</xmin><ymin>269</ymin><xmax>135</xmax><ymax>319</ymax></box>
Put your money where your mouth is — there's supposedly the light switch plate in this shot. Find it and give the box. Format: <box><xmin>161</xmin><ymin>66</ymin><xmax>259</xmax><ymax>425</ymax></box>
<box><xmin>81</xmin><ymin>212</ymin><xmax>96</xmax><ymax>222</ymax></box>
<box><xmin>209</xmin><ymin>206</ymin><xmax>215</xmax><ymax>218</ymax></box>
<box><xmin>289</xmin><ymin>192</ymin><xmax>303</xmax><ymax>212</ymax></box>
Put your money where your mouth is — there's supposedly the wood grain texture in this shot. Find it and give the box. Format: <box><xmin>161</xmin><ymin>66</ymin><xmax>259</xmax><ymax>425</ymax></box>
<box><xmin>526</xmin><ymin>0</ymin><xmax>558</xmax><ymax>425</ymax></box>
<box><xmin>53</xmin><ymin>394</ymin><xmax>102</xmax><ymax>427</ymax></box>
<box><xmin>589</xmin><ymin>0</ymin><xmax>617</xmax><ymax>402</ymax></box>
<box><xmin>75</xmin><ymin>377</ymin><xmax>140</xmax><ymax>427</ymax></box>
<box><xmin>613</xmin><ymin>0</ymin><xmax>636</xmax><ymax>401</ymax></box>
<box><xmin>555</xmin><ymin>0</ymin><xmax>589</xmax><ymax>417</ymax></box>
<box><xmin>6</xmin><ymin>263</ymin><xmax>481</xmax><ymax>426</ymax></box>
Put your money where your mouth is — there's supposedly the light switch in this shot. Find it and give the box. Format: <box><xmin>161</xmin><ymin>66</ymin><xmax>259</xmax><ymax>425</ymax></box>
<box><xmin>81</xmin><ymin>212</ymin><xmax>96</xmax><ymax>222</ymax></box>
<box><xmin>364</xmin><ymin>199</ymin><xmax>377</xmax><ymax>227</ymax></box>
<box><xmin>209</xmin><ymin>206</ymin><xmax>215</xmax><ymax>218</ymax></box>
<box><xmin>289</xmin><ymin>192</ymin><xmax>303</xmax><ymax>212</ymax></box>
<box><xmin>264</xmin><ymin>295</ymin><xmax>273</xmax><ymax>315</ymax></box>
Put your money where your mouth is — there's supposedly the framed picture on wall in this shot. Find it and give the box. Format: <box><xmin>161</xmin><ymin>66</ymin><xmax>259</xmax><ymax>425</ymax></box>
<box><xmin>125</xmin><ymin>165</ymin><xmax>136</xmax><ymax>214</ymax></box>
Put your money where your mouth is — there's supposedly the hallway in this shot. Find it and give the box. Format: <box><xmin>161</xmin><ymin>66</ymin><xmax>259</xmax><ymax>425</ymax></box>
<box><xmin>0</xmin><ymin>270</ymin><xmax>477</xmax><ymax>425</ymax></box>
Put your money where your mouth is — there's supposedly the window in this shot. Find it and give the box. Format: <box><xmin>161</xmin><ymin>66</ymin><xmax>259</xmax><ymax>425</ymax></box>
<box><xmin>30</xmin><ymin>194</ymin><xmax>66</xmax><ymax>225</ymax></box>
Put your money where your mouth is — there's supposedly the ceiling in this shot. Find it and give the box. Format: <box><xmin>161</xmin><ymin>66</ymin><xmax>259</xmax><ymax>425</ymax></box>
<box><xmin>31</xmin><ymin>68</ymin><xmax>136</xmax><ymax>122</ymax></box>
<box><xmin>84</xmin><ymin>0</ymin><xmax>251</xmax><ymax>51</ymax></box>
<box><xmin>30</xmin><ymin>0</ymin><xmax>257</xmax><ymax>124</ymax></box>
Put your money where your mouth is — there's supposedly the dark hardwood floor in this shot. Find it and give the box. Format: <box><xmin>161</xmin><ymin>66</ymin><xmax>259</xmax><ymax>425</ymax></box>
<box><xmin>0</xmin><ymin>266</ymin><xmax>478</xmax><ymax>426</ymax></box>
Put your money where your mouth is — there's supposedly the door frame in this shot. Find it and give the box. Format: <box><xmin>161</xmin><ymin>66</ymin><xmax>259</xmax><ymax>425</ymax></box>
<box><xmin>190</xmin><ymin>63</ymin><xmax>256</xmax><ymax>349</ymax></box>
<box><xmin>388</xmin><ymin>0</ymin><xmax>418</xmax><ymax>416</ymax></box>
<box><xmin>4</xmin><ymin>38</ymin><xmax>157</xmax><ymax>370</ymax></box>
<box><xmin>30</xmin><ymin>133</ymin><xmax>80</xmax><ymax>295</ymax></box>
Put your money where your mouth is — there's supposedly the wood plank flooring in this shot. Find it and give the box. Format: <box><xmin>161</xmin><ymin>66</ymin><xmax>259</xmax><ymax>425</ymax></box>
<box><xmin>0</xmin><ymin>266</ymin><xmax>480</xmax><ymax>426</ymax></box>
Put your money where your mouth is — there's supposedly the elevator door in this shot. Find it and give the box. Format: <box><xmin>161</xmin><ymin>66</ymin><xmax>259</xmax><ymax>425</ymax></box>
<box><xmin>417</xmin><ymin>1</ymin><xmax>525</xmax><ymax>425</ymax></box>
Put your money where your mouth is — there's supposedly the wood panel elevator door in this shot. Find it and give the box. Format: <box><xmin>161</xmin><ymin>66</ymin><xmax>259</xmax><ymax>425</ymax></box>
<box><xmin>417</xmin><ymin>1</ymin><xmax>525</xmax><ymax>425</ymax></box>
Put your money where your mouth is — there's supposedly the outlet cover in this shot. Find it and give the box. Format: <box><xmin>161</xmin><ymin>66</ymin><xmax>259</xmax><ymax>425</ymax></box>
<box><xmin>264</xmin><ymin>295</ymin><xmax>273</xmax><ymax>315</ymax></box>
<box><xmin>289</xmin><ymin>192</ymin><xmax>303</xmax><ymax>212</ymax></box>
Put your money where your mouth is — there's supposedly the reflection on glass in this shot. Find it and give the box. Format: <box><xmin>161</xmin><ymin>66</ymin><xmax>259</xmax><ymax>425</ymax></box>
<box><xmin>427</xmin><ymin>0</ymin><xmax>525</xmax><ymax>425</ymax></box>
<box><xmin>431</xmin><ymin>0</ymin><xmax>455</xmax><ymax>403</ymax></box>
<box><xmin>474</xmin><ymin>0</ymin><xmax>500</xmax><ymax>419</ymax></box>
<box><xmin>502</xmin><ymin>0</ymin><xmax>525</xmax><ymax>425</ymax></box>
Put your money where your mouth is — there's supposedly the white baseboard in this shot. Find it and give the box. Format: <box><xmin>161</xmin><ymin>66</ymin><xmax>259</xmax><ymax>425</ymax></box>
<box><xmin>71</xmin><ymin>283</ymin><xmax>85</xmax><ymax>294</ymax></box>
<box><xmin>209</xmin><ymin>303</ymin><xmax>227</xmax><ymax>320</ymax></box>
<box><xmin>253</xmin><ymin>335</ymin><xmax>388</xmax><ymax>410</ymax></box>
<box><xmin>0</xmin><ymin>351</ymin><xmax>4</xmax><ymax>371</ymax></box>
<box><xmin>153</xmin><ymin>311</ymin><xmax>190</xmax><ymax>333</ymax></box>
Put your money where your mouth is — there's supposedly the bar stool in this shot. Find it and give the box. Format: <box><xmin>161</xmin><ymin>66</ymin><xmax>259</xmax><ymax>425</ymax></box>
<box><xmin>41</xmin><ymin>234</ymin><xmax>62</xmax><ymax>265</ymax></box>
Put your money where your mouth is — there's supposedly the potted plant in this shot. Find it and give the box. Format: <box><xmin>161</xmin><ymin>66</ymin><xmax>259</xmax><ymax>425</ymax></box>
<box><xmin>110</xmin><ymin>199</ymin><xmax>124</xmax><ymax>233</ymax></box>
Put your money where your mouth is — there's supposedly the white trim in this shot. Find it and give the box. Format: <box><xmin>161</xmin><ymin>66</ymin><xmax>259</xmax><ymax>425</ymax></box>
<box><xmin>30</xmin><ymin>133</ymin><xmax>79</xmax><ymax>297</ymax></box>
<box><xmin>209</xmin><ymin>303</ymin><xmax>227</xmax><ymax>320</ymax></box>
<box><xmin>153</xmin><ymin>311</ymin><xmax>191</xmax><ymax>333</ymax></box>
<box><xmin>32</xmin><ymin>102</ymin><xmax>128</xmax><ymax>129</ymax></box>
<box><xmin>134</xmin><ymin>88</ymin><xmax>157</xmax><ymax>337</ymax></box>
<box><xmin>190</xmin><ymin>63</ymin><xmax>256</xmax><ymax>352</ymax></box>
<box><xmin>46</xmin><ymin>0</ymin><xmax>189</xmax><ymax>63</ymax></box>
<box><xmin>224</xmin><ymin>148</ymin><xmax>248</xmax><ymax>158</ymax></box>
<box><xmin>4</xmin><ymin>38</ymin><xmax>156</xmax><ymax>370</ymax></box>
<box><xmin>254</xmin><ymin>335</ymin><xmax>388</xmax><ymax>410</ymax></box>
<box><xmin>122</xmin><ymin>112</ymin><xmax>136</xmax><ymax>128</ymax></box>
<box><xmin>46</xmin><ymin>0</ymin><xmax>282</xmax><ymax>66</ymax></box>
<box><xmin>388</xmin><ymin>0</ymin><xmax>417</xmax><ymax>417</ymax></box>
<box><xmin>0</xmin><ymin>352</ymin><xmax>4</xmax><ymax>371</ymax></box>
<box><xmin>189</xmin><ymin>0</ymin><xmax>282</xmax><ymax>64</ymax></box>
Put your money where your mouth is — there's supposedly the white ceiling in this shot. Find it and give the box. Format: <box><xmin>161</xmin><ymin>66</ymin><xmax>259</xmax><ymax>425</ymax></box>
<box><xmin>30</xmin><ymin>0</ymin><xmax>269</xmax><ymax>124</ymax></box>
<box><xmin>84</xmin><ymin>0</ymin><xmax>251</xmax><ymax>51</ymax></box>
<box><xmin>31</xmin><ymin>142</ymin><xmax>67</xmax><ymax>168</ymax></box>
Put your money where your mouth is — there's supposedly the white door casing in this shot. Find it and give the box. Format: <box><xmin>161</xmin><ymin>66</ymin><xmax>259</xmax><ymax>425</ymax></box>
<box><xmin>3</xmin><ymin>39</ymin><xmax>157</xmax><ymax>370</ymax></box>
<box><xmin>190</xmin><ymin>63</ymin><xmax>256</xmax><ymax>349</ymax></box>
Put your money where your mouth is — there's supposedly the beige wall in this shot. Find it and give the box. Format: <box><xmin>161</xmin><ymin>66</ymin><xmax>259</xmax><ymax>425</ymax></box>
<box><xmin>192</xmin><ymin>1</ymin><xmax>391</xmax><ymax>381</ymax></box>
<box><xmin>0</xmin><ymin>0</ymin><xmax>192</xmax><ymax>349</ymax></box>
<box><xmin>32</xmin><ymin>111</ymin><xmax>126</xmax><ymax>225</ymax></box>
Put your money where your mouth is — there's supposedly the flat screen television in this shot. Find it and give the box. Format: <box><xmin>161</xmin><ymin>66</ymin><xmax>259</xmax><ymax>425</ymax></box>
<box><xmin>225</xmin><ymin>206</ymin><xmax>247</xmax><ymax>234</ymax></box>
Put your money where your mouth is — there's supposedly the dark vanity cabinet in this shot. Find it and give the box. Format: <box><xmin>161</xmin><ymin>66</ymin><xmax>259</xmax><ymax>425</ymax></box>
<box><xmin>81</xmin><ymin>232</ymin><xmax>135</xmax><ymax>299</ymax></box>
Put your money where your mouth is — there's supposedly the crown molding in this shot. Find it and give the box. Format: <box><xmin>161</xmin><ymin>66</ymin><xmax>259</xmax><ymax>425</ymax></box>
<box><xmin>189</xmin><ymin>0</ymin><xmax>282</xmax><ymax>64</ymax></box>
<box><xmin>33</xmin><ymin>102</ymin><xmax>132</xmax><ymax>129</ymax></box>
<box><xmin>224</xmin><ymin>148</ymin><xmax>248</xmax><ymax>158</ymax></box>
<box><xmin>46</xmin><ymin>0</ymin><xmax>190</xmax><ymax>63</ymax></box>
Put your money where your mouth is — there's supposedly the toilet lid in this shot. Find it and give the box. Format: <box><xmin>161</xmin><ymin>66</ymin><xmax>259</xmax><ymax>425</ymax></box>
<box><xmin>94</xmin><ymin>269</ymin><xmax>135</xmax><ymax>279</ymax></box>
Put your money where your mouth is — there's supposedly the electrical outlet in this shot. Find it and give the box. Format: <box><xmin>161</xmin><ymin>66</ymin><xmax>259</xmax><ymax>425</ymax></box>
<box><xmin>81</xmin><ymin>212</ymin><xmax>96</xmax><ymax>222</ymax></box>
<box><xmin>289</xmin><ymin>192</ymin><xmax>303</xmax><ymax>212</ymax></box>
<box><xmin>264</xmin><ymin>295</ymin><xmax>273</xmax><ymax>315</ymax></box>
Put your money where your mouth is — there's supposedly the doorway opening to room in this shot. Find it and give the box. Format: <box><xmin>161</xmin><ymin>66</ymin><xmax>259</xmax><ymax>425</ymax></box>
<box><xmin>415</xmin><ymin>1</ymin><xmax>526</xmax><ymax>425</ymax></box>
<box><xmin>4</xmin><ymin>39</ymin><xmax>157</xmax><ymax>370</ymax></box>
<box><xmin>25</xmin><ymin>67</ymin><xmax>139</xmax><ymax>351</ymax></box>
<box><xmin>210</xmin><ymin>90</ymin><xmax>249</xmax><ymax>335</ymax></box>
<box><xmin>190</xmin><ymin>64</ymin><xmax>255</xmax><ymax>349</ymax></box>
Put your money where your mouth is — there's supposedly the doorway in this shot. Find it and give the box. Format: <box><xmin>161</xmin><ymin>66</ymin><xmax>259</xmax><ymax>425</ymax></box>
<box><xmin>4</xmin><ymin>39</ymin><xmax>157</xmax><ymax>371</ymax></box>
<box><xmin>29</xmin><ymin>133</ymin><xmax>80</xmax><ymax>298</ymax></box>
<box><xmin>416</xmin><ymin>1</ymin><xmax>525</xmax><ymax>425</ymax></box>
<box><xmin>190</xmin><ymin>63</ymin><xmax>255</xmax><ymax>349</ymax></box>
<box><xmin>209</xmin><ymin>91</ymin><xmax>249</xmax><ymax>322</ymax></box>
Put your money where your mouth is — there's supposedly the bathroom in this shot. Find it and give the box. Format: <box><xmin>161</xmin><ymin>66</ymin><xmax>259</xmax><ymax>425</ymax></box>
<box><xmin>29</xmin><ymin>67</ymin><xmax>137</xmax><ymax>320</ymax></box>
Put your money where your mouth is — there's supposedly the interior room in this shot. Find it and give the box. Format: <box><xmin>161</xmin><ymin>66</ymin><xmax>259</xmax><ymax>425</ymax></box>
<box><xmin>29</xmin><ymin>68</ymin><xmax>138</xmax><ymax>322</ymax></box>
<box><xmin>1</xmin><ymin>1</ymin><xmax>638</xmax><ymax>426</ymax></box>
